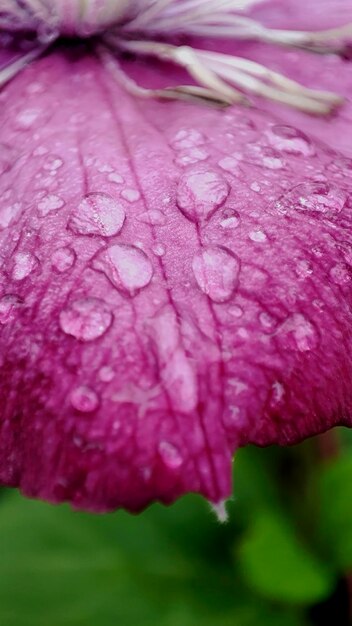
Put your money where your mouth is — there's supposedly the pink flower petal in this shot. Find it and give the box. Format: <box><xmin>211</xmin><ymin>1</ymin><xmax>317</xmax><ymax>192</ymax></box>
<box><xmin>1</xmin><ymin>30</ymin><xmax>352</xmax><ymax>512</ymax></box>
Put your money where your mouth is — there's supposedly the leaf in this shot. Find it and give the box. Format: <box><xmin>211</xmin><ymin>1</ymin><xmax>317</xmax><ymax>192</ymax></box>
<box><xmin>237</xmin><ymin>510</ymin><xmax>334</xmax><ymax>605</ymax></box>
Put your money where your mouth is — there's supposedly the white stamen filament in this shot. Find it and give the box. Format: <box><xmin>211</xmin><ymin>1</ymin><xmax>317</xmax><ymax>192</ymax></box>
<box><xmin>1</xmin><ymin>0</ymin><xmax>352</xmax><ymax>113</ymax></box>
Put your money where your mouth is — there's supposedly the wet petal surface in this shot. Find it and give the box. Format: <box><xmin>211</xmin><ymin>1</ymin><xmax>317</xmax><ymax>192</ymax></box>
<box><xmin>1</xmin><ymin>42</ymin><xmax>352</xmax><ymax>512</ymax></box>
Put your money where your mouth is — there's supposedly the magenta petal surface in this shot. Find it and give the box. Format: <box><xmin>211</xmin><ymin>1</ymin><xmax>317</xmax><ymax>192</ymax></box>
<box><xmin>1</xmin><ymin>48</ymin><xmax>352</xmax><ymax>512</ymax></box>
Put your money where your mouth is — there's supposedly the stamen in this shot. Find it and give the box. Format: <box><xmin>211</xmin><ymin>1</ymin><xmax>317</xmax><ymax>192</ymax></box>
<box><xmin>0</xmin><ymin>45</ymin><xmax>47</xmax><ymax>88</ymax></box>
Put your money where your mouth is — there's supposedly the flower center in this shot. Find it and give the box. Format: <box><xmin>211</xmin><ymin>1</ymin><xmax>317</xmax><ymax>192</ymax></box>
<box><xmin>1</xmin><ymin>0</ymin><xmax>352</xmax><ymax>114</ymax></box>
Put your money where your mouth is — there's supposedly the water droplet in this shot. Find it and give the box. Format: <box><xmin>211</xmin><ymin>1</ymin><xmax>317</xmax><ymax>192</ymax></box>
<box><xmin>51</xmin><ymin>246</ymin><xmax>76</xmax><ymax>273</ymax></box>
<box><xmin>171</xmin><ymin>128</ymin><xmax>206</xmax><ymax>150</ymax></box>
<box><xmin>192</xmin><ymin>246</ymin><xmax>240</xmax><ymax>302</ymax></box>
<box><xmin>60</xmin><ymin>298</ymin><xmax>113</xmax><ymax>341</ymax></box>
<box><xmin>220</xmin><ymin>208</ymin><xmax>240</xmax><ymax>229</ymax></box>
<box><xmin>211</xmin><ymin>500</ymin><xmax>228</xmax><ymax>523</ymax></box>
<box><xmin>70</xmin><ymin>385</ymin><xmax>99</xmax><ymax>412</ymax></box>
<box><xmin>98</xmin><ymin>365</ymin><xmax>115</xmax><ymax>382</ymax></box>
<box><xmin>37</xmin><ymin>193</ymin><xmax>65</xmax><ymax>216</ymax></box>
<box><xmin>137</xmin><ymin>210</ymin><xmax>166</xmax><ymax>226</ymax></box>
<box><xmin>108</xmin><ymin>172</ymin><xmax>124</xmax><ymax>184</ymax></box>
<box><xmin>11</xmin><ymin>252</ymin><xmax>37</xmax><ymax>280</ymax></box>
<box><xmin>121</xmin><ymin>188</ymin><xmax>141</xmax><ymax>203</ymax></box>
<box><xmin>279</xmin><ymin>313</ymin><xmax>319</xmax><ymax>352</ymax></box>
<box><xmin>218</xmin><ymin>156</ymin><xmax>239</xmax><ymax>174</ymax></box>
<box><xmin>43</xmin><ymin>155</ymin><xmax>63</xmax><ymax>171</ymax></box>
<box><xmin>259</xmin><ymin>311</ymin><xmax>277</xmax><ymax>332</ymax></box>
<box><xmin>274</xmin><ymin>182</ymin><xmax>347</xmax><ymax>217</ymax></box>
<box><xmin>0</xmin><ymin>294</ymin><xmax>22</xmax><ymax>324</ymax></box>
<box><xmin>0</xmin><ymin>202</ymin><xmax>21</xmax><ymax>229</ymax></box>
<box><xmin>174</xmin><ymin>147</ymin><xmax>209</xmax><ymax>167</ymax></box>
<box><xmin>250</xmin><ymin>181</ymin><xmax>261</xmax><ymax>192</ymax></box>
<box><xmin>92</xmin><ymin>244</ymin><xmax>154</xmax><ymax>295</ymax></box>
<box><xmin>249</xmin><ymin>229</ymin><xmax>267</xmax><ymax>242</ymax></box>
<box><xmin>14</xmin><ymin>108</ymin><xmax>41</xmax><ymax>131</ymax></box>
<box><xmin>267</xmin><ymin>125</ymin><xmax>315</xmax><ymax>156</ymax></box>
<box><xmin>176</xmin><ymin>167</ymin><xmax>229</xmax><ymax>223</ymax></box>
<box><xmin>330</xmin><ymin>262</ymin><xmax>351</xmax><ymax>285</ymax></box>
<box><xmin>152</xmin><ymin>243</ymin><xmax>166</xmax><ymax>257</ymax></box>
<box><xmin>245</xmin><ymin>143</ymin><xmax>285</xmax><ymax>170</ymax></box>
<box><xmin>228</xmin><ymin>304</ymin><xmax>243</xmax><ymax>318</ymax></box>
<box><xmin>158</xmin><ymin>441</ymin><xmax>184</xmax><ymax>469</ymax></box>
<box><xmin>68</xmin><ymin>192</ymin><xmax>125</xmax><ymax>237</ymax></box>
<box><xmin>295</xmin><ymin>259</ymin><xmax>313</xmax><ymax>278</ymax></box>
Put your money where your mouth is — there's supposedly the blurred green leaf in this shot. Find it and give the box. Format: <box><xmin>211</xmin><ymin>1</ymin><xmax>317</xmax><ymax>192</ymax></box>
<box><xmin>237</xmin><ymin>510</ymin><xmax>334</xmax><ymax>605</ymax></box>
<box><xmin>318</xmin><ymin>452</ymin><xmax>352</xmax><ymax>570</ymax></box>
<box><xmin>0</xmin><ymin>491</ymin><xmax>308</xmax><ymax>626</ymax></box>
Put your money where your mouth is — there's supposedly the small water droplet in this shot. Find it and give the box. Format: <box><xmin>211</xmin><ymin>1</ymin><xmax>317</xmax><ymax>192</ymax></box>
<box><xmin>137</xmin><ymin>210</ymin><xmax>166</xmax><ymax>226</ymax></box>
<box><xmin>108</xmin><ymin>172</ymin><xmax>124</xmax><ymax>184</ymax></box>
<box><xmin>192</xmin><ymin>246</ymin><xmax>240</xmax><ymax>302</ymax></box>
<box><xmin>245</xmin><ymin>143</ymin><xmax>285</xmax><ymax>170</ymax></box>
<box><xmin>121</xmin><ymin>188</ymin><xmax>141</xmax><ymax>203</ymax></box>
<box><xmin>218</xmin><ymin>156</ymin><xmax>239</xmax><ymax>174</ymax></box>
<box><xmin>98</xmin><ymin>366</ymin><xmax>115</xmax><ymax>382</ymax></box>
<box><xmin>259</xmin><ymin>311</ymin><xmax>277</xmax><ymax>332</ymax></box>
<box><xmin>330</xmin><ymin>262</ymin><xmax>351</xmax><ymax>285</ymax></box>
<box><xmin>267</xmin><ymin>125</ymin><xmax>315</xmax><ymax>156</ymax></box>
<box><xmin>51</xmin><ymin>246</ymin><xmax>76</xmax><ymax>273</ymax></box>
<box><xmin>60</xmin><ymin>298</ymin><xmax>113</xmax><ymax>341</ymax></box>
<box><xmin>295</xmin><ymin>259</ymin><xmax>313</xmax><ymax>278</ymax></box>
<box><xmin>11</xmin><ymin>252</ymin><xmax>37</xmax><ymax>280</ymax></box>
<box><xmin>177</xmin><ymin>167</ymin><xmax>229</xmax><ymax>223</ymax></box>
<box><xmin>171</xmin><ymin>128</ymin><xmax>205</xmax><ymax>150</ymax></box>
<box><xmin>220</xmin><ymin>208</ymin><xmax>240</xmax><ymax>229</ymax></box>
<box><xmin>279</xmin><ymin>313</ymin><xmax>319</xmax><ymax>352</ymax></box>
<box><xmin>0</xmin><ymin>294</ymin><xmax>22</xmax><ymax>324</ymax></box>
<box><xmin>43</xmin><ymin>155</ymin><xmax>63</xmax><ymax>171</ymax></box>
<box><xmin>249</xmin><ymin>229</ymin><xmax>267</xmax><ymax>242</ymax></box>
<box><xmin>152</xmin><ymin>243</ymin><xmax>166</xmax><ymax>257</ymax></box>
<box><xmin>37</xmin><ymin>193</ymin><xmax>65</xmax><ymax>216</ymax></box>
<box><xmin>92</xmin><ymin>244</ymin><xmax>154</xmax><ymax>295</ymax></box>
<box><xmin>70</xmin><ymin>385</ymin><xmax>99</xmax><ymax>412</ymax></box>
<box><xmin>0</xmin><ymin>202</ymin><xmax>21</xmax><ymax>229</ymax></box>
<box><xmin>250</xmin><ymin>181</ymin><xmax>261</xmax><ymax>192</ymax></box>
<box><xmin>228</xmin><ymin>304</ymin><xmax>243</xmax><ymax>318</ymax></box>
<box><xmin>68</xmin><ymin>192</ymin><xmax>125</xmax><ymax>237</ymax></box>
<box><xmin>14</xmin><ymin>108</ymin><xmax>41</xmax><ymax>131</ymax></box>
<box><xmin>158</xmin><ymin>441</ymin><xmax>184</xmax><ymax>469</ymax></box>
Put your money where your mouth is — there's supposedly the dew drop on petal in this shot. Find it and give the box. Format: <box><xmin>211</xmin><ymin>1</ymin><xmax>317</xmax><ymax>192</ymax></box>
<box><xmin>51</xmin><ymin>246</ymin><xmax>76</xmax><ymax>273</ymax></box>
<box><xmin>249</xmin><ymin>229</ymin><xmax>267</xmax><ymax>242</ymax></box>
<box><xmin>137</xmin><ymin>210</ymin><xmax>166</xmax><ymax>226</ymax></box>
<box><xmin>0</xmin><ymin>294</ymin><xmax>22</xmax><ymax>324</ymax></box>
<box><xmin>0</xmin><ymin>202</ymin><xmax>22</xmax><ymax>229</ymax></box>
<box><xmin>70</xmin><ymin>385</ymin><xmax>99</xmax><ymax>412</ymax></box>
<box><xmin>11</xmin><ymin>252</ymin><xmax>38</xmax><ymax>280</ymax></box>
<box><xmin>158</xmin><ymin>441</ymin><xmax>184</xmax><ymax>469</ymax></box>
<box><xmin>43</xmin><ymin>155</ymin><xmax>63</xmax><ymax>171</ymax></box>
<box><xmin>279</xmin><ymin>313</ymin><xmax>319</xmax><ymax>352</ymax></box>
<box><xmin>274</xmin><ymin>182</ymin><xmax>347</xmax><ymax>217</ymax></box>
<box><xmin>267</xmin><ymin>125</ymin><xmax>315</xmax><ymax>156</ymax></box>
<box><xmin>14</xmin><ymin>108</ymin><xmax>41</xmax><ymax>131</ymax></box>
<box><xmin>121</xmin><ymin>188</ymin><xmax>141</xmax><ymax>203</ymax></box>
<box><xmin>329</xmin><ymin>262</ymin><xmax>351</xmax><ymax>285</ymax></box>
<box><xmin>68</xmin><ymin>192</ymin><xmax>125</xmax><ymax>237</ymax></box>
<box><xmin>98</xmin><ymin>365</ymin><xmax>115</xmax><ymax>382</ymax></box>
<box><xmin>60</xmin><ymin>298</ymin><xmax>113</xmax><ymax>341</ymax></box>
<box><xmin>38</xmin><ymin>193</ymin><xmax>65</xmax><ymax>216</ymax></box>
<box><xmin>92</xmin><ymin>244</ymin><xmax>154</xmax><ymax>295</ymax></box>
<box><xmin>170</xmin><ymin>128</ymin><xmax>206</xmax><ymax>150</ymax></box>
<box><xmin>192</xmin><ymin>246</ymin><xmax>240</xmax><ymax>303</ymax></box>
<box><xmin>152</xmin><ymin>243</ymin><xmax>166</xmax><ymax>257</ymax></box>
<box><xmin>220</xmin><ymin>208</ymin><xmax>240</xmax><ymax>230</ymax></box>
<box><xmin>107</xmin><ymin>172</ymin><xmax>124</xmax><ymax>184</ymax></box>
<box><xmin>176</xmin><ymin>167</ymin><xmax>229</xmax><ymax>223</ymax></box>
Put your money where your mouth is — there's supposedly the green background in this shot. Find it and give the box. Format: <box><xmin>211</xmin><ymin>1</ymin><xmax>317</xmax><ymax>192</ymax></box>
<box><xmin>1</xmin><ymin>429</ymin><xmax>352</xmax><ymax>626</ymax></box>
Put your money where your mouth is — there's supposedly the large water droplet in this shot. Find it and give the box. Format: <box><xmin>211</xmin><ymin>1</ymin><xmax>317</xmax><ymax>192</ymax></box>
<box><xmin>92</xmin><ymin>244</ymin><xmax>154</xmax><ymax>295</ymax></box>
<box><xmin>68</xmin><ymin>192</ymin><xmax>125</xmax><ymax>237</ymax></box>
<box><xmin>11</xmin><ymin>252</ymin><xmax>38</xmax><ymax>280</ymax></box>
<box><xmin>0</xmin><ymin>294</ymin><xmax>22</xmax><ymax>324</ymax></box>
<box><xmin>267</xmin><ymin>125</ymin><xmax>315</xmax><ymax>156</ymax></box>
<box><xmin>51</xmin><ymin>246</ymin><xmax>76</xmax><ymax>273</ymax></box>
<box><xmin>274</xmin><ymin>182</ymin><xmax>347</xmax><ymax>217</ymax></box>
<box><xmin>158</xmin><ymin>441</ymin><xmax>184</xmax><ymax>469</ymax></box>
<box><xmin>60</xmin><ymin>298</ymin><xmax>113</xmax><ymax>341</ymax></box>
<box><xmin>70</xmin><ymin>385</ymin><xmax>99</xmax><ymax>412</ymax></box>
<box><xmin>176</xmin><ymin>167</ymin><xmax>229</xmax><ymax>223</ymax></box>
<box><xmin>192</xmin><ymin>246</ymin><xmax>240</xmax><ymax>302</ymax></box>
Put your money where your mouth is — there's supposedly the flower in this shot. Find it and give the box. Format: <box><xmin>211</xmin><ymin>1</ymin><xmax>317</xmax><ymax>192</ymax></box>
<box><xmin>0</xmin><ymin>0</ymin><xmax>352</xmax><ymax>515</ymax></box>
